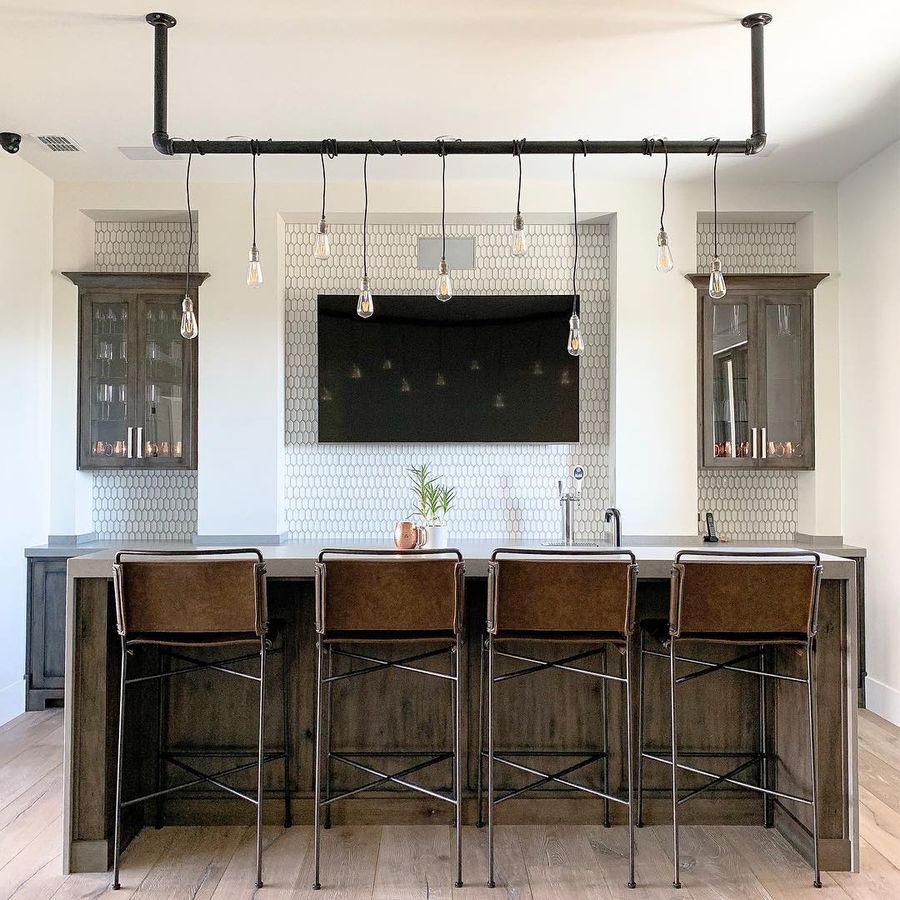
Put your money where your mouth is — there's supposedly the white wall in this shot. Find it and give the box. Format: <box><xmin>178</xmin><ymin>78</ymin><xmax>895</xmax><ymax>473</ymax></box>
<box><xmin>45</xmin><ymin>177</ymin><xmax>843</xmax><ymax>545</ymax></box>
<box><xmin>838</xmin><ymin>140</ymin><xmax>900</xmax><ymax>723</ymax></box>
<box><xmin>0</xmin><ymin>156</ymin><xmax>53</xmax><ymax>724</ymax></box>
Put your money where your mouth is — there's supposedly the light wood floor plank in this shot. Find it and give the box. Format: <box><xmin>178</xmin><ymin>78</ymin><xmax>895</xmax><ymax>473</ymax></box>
<box><xmin>372</xmin><ymin>825</ymin><xmax>453</xmax><ymax>900</ymax></box>
<box><xmin>830</xmin><ymin>837</ymin><xmax>900</xmax><ymax>897</ymax></box>
<box><xmin>454</xmin><ymin>824</ymin><xmax>532</xmax><ymax>899</ymax></box>
<box><xmin>291</xmin><ymin>825</ymin><xmax>381</xmax><ymax>900</ymax></box>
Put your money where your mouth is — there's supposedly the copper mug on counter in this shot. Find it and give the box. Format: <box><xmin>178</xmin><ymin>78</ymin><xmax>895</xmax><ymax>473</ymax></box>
<box><xmin>393</xmin><ymin>519</ymin><xmax>427</xmax><ymax>550</ymax></box>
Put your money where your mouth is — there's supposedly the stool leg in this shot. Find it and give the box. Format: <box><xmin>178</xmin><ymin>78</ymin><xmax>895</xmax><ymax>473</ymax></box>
<box><xmin>475</xmin><ymin>635</ymin><xmax>486</xmax><ymax>829</ymax></box>
<box><xmin>601</xmin><ymin>646</ymin><xmax>611</xmax><ymax>828</ymax></box>
<box><xmin>313</xmin><ymin>640</ymin><xmax>324</xmax><ymax>890</ymax></box>
<box><xmin>154</xmin><ymin>649</ymin><xmax>168</xmax><ymax>829</ymax></box>
<box><xmin>112</xmin><ymin>640</ymin><xmax>128</xmax><ymax>891</ymax></box>
<box><xmin>487</xmin><ymin>634</ymin><xmax>496</xmax><ymax>889</ymax></box>
<box><xmin>636</xmin><ymin>628</ymin><xmax>646</xmax><ymax>828</ymax></box>
<box><xmin>323</xmin><ymin>647</ymin><xmax>334</xmax><ymax>830</ymax></box>
<box><xmin>453</xmin><ymin>636</ymin><xmax>464</xmax><ymax>888</ymax></box>
<box><xmin>255</xmin><ymin>637</ymin><xmax>267</xmax><ymax>889</ymax></box>
<box><xmin>281</xmin><ymin>634</ymin><xmax>293</xmax><ymax>829</ymax></box>
<box><xmin>669</xmin><ymin>638</ymin><xmax>681</xmax><ymax>890</ymax></box>
<box><xmin>624</xmin><ymin>635</ymin><xmax>636</xmax><ymax>889</ymax></box>
<box><xmin>807</xmin><ymin>639</ymin><xmax>822</xmax><ymax>889</ymax></box>
<box><xmin>759</xmin><ymin>646</ymin><xmax>772</xmax><ymax>828</ymax></box>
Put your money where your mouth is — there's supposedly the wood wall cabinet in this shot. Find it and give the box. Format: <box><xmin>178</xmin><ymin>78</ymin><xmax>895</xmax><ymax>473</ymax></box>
<box><xmin>690</xmin><ymin>273</ymin><xmax>828</xmax><ymax>471</ymax></box>
<box><xmin>64</xmin><ymin>272</ymin><xmax>208</xmax><ymax>470</ymax></box>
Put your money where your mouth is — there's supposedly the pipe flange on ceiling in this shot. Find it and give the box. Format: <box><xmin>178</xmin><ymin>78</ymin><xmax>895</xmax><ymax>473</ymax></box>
<box><xmin>0</xmin><ymin>132</ymin><xmax>22</xmax><ymax>154</ymax></box>
<box><xmin>145</xmin><ymin>12</ymin><xmax>176</xmax><ymax>27</ymax></box>
<box><xmin>741</xmin><ymin>12</ymin><xmax>773</xmax><ymax>27</ymax></box>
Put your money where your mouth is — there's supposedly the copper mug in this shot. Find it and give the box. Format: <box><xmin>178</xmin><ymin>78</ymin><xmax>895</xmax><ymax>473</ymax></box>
<box><xmin>393</xmin><ymin>520</ymin><xmax>426</xmax><ymax>550</ymax></box>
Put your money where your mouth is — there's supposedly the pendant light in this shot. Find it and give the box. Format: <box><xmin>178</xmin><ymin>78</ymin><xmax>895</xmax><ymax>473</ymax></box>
<box><xmin>708</xmin><ymin>140</ymin><xmax>726</xmax><ymax>299</ymax></box>
<box><xmin>246</xmin><ymin>143</ymin><xmax>263</xmax><ymax>287</ymax></box>
<box><xmin>180</xmin><ymin>150</ymin><xmax>198</xmax><ymax>339</ymax></box>
<box><xmin>654</xmin><ymin>138</ymin><xmax>674</xmax><ymax>272</ymax></box>
<box><xmin>511</xmin><ymin>139</ymin><xmax>527</xmax><ymax>256</ymax></box>
<box><xmin>567</xmin><ymin>149</ymin><xmax>584</xmax><ymax>357</ymax></box>
<box><xmin>314</xmin><ymin>139</ymin><xmax>335</xmax><ymax>259</ymax></box>
<box><xmin>357</xmin><ymin>152</ymin><xmax>374</xmax><ymax>318</ymax></box>
<box><xmin>434</xmin><ymin>143</ymin><xmax>453</xmax><ymax>302</ymax></box>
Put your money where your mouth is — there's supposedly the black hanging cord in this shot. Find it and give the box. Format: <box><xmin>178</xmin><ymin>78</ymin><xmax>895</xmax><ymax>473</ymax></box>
<box><xmin>184</xmin><ymin>151</ymin><xmax>193</xmax><ymax>297</ymax></box>
<box><xmin>571</xmin><ymin>151</ymin><xmax>579</xmax><ymax>317</ymax></box>
<box><xmin>250</xmin><ymin>140</ymin><xmax>259</xmax><ymax>247</ymax></box>
<box><xmin>319</xmin><ymin>153</ymin><xmax>327</xmax><ymax>220</ymax></box>
<box><xmin>707</xmin><ymin>138</ymin><xmax>721</xmax><ymax>257</ymax></box>
<box><xmin>362</xmin><ymin>152</ymin><xmax>369</xmax><ymax>278</ymax></box>
<box><xmin>438</xmin><ymin>140</ymin><xmax>447</xmax><ymax>259</ymax></box>
<box><xmin>513</xmin><ymin>139</ymin><xmax>525</xmax><ymax>216</ymax></box>
<box><xmin>659</xmin><ymin>138</ymin><xmax>669</xmax><ymax>232</ymax></box>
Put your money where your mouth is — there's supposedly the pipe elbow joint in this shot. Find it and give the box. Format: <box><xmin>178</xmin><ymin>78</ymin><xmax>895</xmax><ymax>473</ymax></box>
<box><xmin>152</xmin><ymin>132</ymin><xmax>174</xmax><ymax>156</ymax></box>
<box><xmin>747</xmin><ymin>132</ymin><xmax>767</xmax><ymax>155</ymax></box>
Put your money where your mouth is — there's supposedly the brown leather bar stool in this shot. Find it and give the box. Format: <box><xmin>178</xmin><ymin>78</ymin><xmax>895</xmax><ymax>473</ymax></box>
<box><xmin>312</xmin><ymin>548</ymin><xmax>466</xmax><ymax>890</ymax></box>
<box><xmin>480</xmin><ymin>548</ymin><xmax>640</xmax><ymax>890</ymax></box>
<box><xmin>637</xmin><ymin>549</ymin><xmax>824</xmax><ymax>889</ymax></box>
<box><xmin>111</xmin><ymin>549</ymin><xmax>291</xmax><ymax>890</ymax></box>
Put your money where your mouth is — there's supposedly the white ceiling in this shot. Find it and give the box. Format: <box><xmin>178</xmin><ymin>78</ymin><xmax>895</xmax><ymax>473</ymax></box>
<box><xmin>3</xmin><ymin>0</ymin><xmax>899</xmax><ymax>185</ymax></box>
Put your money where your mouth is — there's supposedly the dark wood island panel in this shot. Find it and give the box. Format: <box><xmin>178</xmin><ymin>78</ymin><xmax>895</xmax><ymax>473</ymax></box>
<box><xmin>62</xmin><ymin>547</ymin><xmax>858</xmax><ymax>876</ymax></box>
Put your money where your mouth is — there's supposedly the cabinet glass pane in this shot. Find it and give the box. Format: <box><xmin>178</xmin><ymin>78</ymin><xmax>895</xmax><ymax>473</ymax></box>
<box><xmin>142</xmin><ymin>300</ymin><xmax>185</xmax><ymax>460</ymax></box>
<box><xmin>711</xmin><ymin>303</ymin><xmax>751</xmax><ymax>459</ymax></box>
<box><xmin>764</xmin><ymin>302</ymin><xmax>803</xmax><ymax>459</ymax></box>
<box><xmin>89</xmin><ymin>301</ymin><xmax>130</xmax><ymax>459</ymax></box>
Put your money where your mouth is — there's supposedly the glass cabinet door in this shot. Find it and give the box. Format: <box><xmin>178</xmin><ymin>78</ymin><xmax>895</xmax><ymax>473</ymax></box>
<box><xmin>82</xmin><ymin>297</ymin><xmax>134</xmax><ymax>465</ymax></box>
<box><xmin>137</xmin><ymin>296</ymin><xmax>189</xmax><ymax>464</ymax></box>
<box><xmin>704</xmin><ymin>299</ymin><xmax>757</xmax><ymax>466</ymax></box>
<box><xmin>758</xmin><ymin>294</ymin><xmax>813</xmax><ymax>468</ymax></box>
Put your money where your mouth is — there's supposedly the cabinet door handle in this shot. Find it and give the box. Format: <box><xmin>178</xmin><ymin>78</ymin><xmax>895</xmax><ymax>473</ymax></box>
<box><xmin>761</xmin><ymin>427</ymin><xmax>768</xmax><ymax>459</ymax></box>
<box><xmin>136</xmin><ymin>426</ymin><xmax>144</xmax><ymax>459</ymax></box>
<box><xmin>751</xmin><ymin>427</ymin><xmax>759</xmax><ymax>459</ymax></box>
<box><xmin>127</xmin><ymin>426</ymin><xmax>134</xmax><ymax>459</ymax></box>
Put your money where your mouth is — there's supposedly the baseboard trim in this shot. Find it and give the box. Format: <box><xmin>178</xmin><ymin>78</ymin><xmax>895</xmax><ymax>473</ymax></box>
<box><xmin>0</xmin><ymin>679</ymin><xmax>25</xmax><ymax>727</ymax></box>
<box><xmin>865</xmin><ymin>676</ymin><xmax>900</xmax><ymax>727</ymax></box>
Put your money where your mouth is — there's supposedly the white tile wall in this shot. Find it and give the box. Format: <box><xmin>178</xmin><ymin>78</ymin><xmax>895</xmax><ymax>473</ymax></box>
<box><xmin>285</xmin><ymin>223</ymin><xmax>612</xmax><ymax>542</ymax></box>
<box><xmin>92</xmin><ymin>221</ymin><xmax>198</xmax><ymax>541</ymax></box>
<box><xmin>696</xmin><ymin>222</ymin><xmax>800</xmax><ymax>540</ymax></box>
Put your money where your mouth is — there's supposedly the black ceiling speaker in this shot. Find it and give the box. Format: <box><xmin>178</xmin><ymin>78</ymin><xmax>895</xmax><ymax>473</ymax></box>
<box><xmin>1</xmin><ymin>132</ymin><xmax>22</xmax><ymax>154</ymax></box>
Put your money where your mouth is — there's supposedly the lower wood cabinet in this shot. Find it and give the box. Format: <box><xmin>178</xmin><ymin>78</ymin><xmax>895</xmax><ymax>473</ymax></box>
<box><xmin>26</xmin><ymin>557</ymin><xmax>68</xmax><ymax>710</ymax></box>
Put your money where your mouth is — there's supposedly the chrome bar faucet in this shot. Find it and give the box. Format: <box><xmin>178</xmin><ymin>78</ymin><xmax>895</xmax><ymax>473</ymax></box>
<box><xmin>604</xmin><ymin>507</ymin><xmax>622</xmax><ymax>548</ymax></box>
<box><xmin>558</xmin><ymin>466</ymin><xmax>585</xmax><ymax>546</ymax></box>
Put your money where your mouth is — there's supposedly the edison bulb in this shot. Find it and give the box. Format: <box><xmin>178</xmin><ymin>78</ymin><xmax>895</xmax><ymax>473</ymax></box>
<box><xmin>314</xmin><ymin>218</ymin><xmax>331</xmax><ymax>259</ymax></box>
<box><xmin>708</xmin><ymin>257</ymin><xmax>727</xmax><ymax>299</ymax></box>
<box><xmin>247</xmin><ymin>245</ymin><xmax>263</xmax><ymax>288</ymax></box>
<box><xmin>435</xmin><ymin>257</ymin><xmax>453</xmax><ymax>302</ymax></box>
<box><xmin>567</xmin><ymin>313</ymin><xmax>584</xmax><ymax>357</ymax></box>
<box><xmin>357</xmin><ymin>276</ymin><xmax>374</xmax><ymax>319</ymax></box>
<box><xmin>180</xmin><ymin>295</ymin><xmax>198</xmax><ymax>340</ymax></box>
<box><xmin>656</xmin><ymin>229</ymin><xmax>675</xmax><ymax>272</ymax></box>
<box><xmin>512</xmin><ymin>213</ymin><xmax>527</xmax><ymax>256</ymax></box>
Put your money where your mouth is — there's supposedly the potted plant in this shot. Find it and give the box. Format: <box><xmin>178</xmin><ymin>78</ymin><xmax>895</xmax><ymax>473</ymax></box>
<box><xmin>408</xmin><ymin>464</ymin><xmax>455</xmax><ymax>549</ymax></box>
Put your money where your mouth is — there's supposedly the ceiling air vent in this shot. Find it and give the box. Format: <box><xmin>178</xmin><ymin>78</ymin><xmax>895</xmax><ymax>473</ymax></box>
<box><xmin>34</xmin><ymin>135</ymin><xmax>83</xmax><ymax>152</ymax></box>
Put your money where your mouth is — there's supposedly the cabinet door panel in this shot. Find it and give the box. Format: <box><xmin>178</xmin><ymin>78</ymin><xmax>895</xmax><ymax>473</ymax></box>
<box><xmin>28</xmin><ymin>559</ymin><xmax>68</xmax><ymax>690</ymax></box>
<box><xmin>757</xmin><ymin>293</ymin><xmax>814</xmax><ymax>469</ymax></box>
<box><xmin>701</xmin><ymin>294</ymin><xmax>759</xmax><ymax>468</ymax></box>
<box><xmin>79</xmin><ymin>294</ymin><xmax>137</xmax><ymax>468</ymax></box>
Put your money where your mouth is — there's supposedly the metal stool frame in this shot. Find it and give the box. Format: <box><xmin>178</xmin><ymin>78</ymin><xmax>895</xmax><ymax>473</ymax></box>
<box><xmin>111</xmin><ymin>549</ymin><xmax>292</xmax><ymax>891</ymax></box>
<box><xmin>637</xmin><ymin>549</ymin><xmax>824</xmax><ymax>889</ymax></box>
<box><xmin>312</xmin><ymin>548</ymin><xmax>466</xmax><ymax>891</ymax></box>
<box><xmin>479</xmin><ymin>548</ymin><xmax>639</xmax><ymax>890</ymax></box>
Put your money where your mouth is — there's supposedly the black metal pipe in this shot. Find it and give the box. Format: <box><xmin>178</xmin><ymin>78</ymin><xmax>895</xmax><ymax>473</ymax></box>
<box><xmin>147</xmin><ymin>12</ymin><xmax>772</xmax><ymax>157</ymax></box>
<box><xmin>742</xmin><ymin>12</ymin><xmax>773</xmax><ymax>153</ymax></box>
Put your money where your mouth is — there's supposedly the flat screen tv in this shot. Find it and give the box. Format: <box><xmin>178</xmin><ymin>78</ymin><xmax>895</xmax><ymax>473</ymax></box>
<box><xmin>317</xmin><ymin>294</ymin><xmax>579</xmax><ymax>443</ymax></box>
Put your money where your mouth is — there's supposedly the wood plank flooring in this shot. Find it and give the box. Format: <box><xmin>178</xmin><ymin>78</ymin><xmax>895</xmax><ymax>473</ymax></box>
<box><xmin>3</xmin><ymin>709</ymin><xmax>900</xmax><ymax>898</ymax></box>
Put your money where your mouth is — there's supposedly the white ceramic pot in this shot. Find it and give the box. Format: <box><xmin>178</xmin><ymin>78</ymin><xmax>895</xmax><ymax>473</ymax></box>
<box><xmin>423</xmin><ymin>524</ymin><xmax>449</xmax><ymax>549</ymax></box>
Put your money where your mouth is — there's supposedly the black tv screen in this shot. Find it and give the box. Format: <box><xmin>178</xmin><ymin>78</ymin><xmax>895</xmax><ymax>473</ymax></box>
<box><xmin>317</xmin><ymin>294</ymin><xmax>579</xmax><ymax>443</ymax></box>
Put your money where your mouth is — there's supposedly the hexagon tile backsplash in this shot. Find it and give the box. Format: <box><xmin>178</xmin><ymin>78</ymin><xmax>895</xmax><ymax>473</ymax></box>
<box><xmin>284</xmin><ymin>222</ymin><xmax>612</xmax><ymax>542</ymax></box>
<box><xmin>696</xmin><ymin>222</ymin><xmax>799</xmax><ymax>541</ymax></box>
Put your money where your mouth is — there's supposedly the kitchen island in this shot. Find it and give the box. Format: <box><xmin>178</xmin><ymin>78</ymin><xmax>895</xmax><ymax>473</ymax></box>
<box><xmin>61</xmin><ymin>542</ymin><xmax>858</xmax><ymax>876</ymax></box>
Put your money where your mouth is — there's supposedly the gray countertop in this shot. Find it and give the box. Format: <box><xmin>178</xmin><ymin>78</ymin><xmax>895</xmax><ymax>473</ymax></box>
<box><xmin>51</xmin><ymin>538</ymin><xmax>859</xmax><ymax>581</ymax></box>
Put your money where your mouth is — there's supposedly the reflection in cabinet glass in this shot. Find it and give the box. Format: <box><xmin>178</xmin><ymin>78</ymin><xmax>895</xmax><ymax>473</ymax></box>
<box><xmin>690</xmin><ymin>273</ymin><xmax>828</xmax><ymax>471</ymax></box>
<box><xmin>65</xmin><ymin>272</ymin><xmax>208</xmax><ymax>470</ymax></box>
